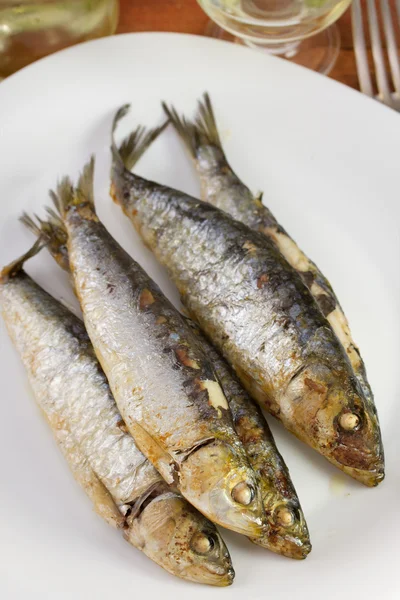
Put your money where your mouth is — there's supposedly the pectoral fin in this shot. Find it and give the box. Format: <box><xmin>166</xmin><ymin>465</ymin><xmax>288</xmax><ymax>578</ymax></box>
<box><xmin>128</xmin><ymin>421</ymin><xmax>177</xmax><ymax>485</ymax></box>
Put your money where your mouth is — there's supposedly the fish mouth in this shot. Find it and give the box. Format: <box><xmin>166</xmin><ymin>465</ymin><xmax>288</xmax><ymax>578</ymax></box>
<box><xmin>204</xmin><ymin>565</ymin><xmax>235</xmax><ymax>587</ymax></box>
<box><xmin>180</xmin><ymin>564</ymin><xmax>235</xmax><ymax>587</ymax></box>
<box><xmin>331</xmin><ymin>443</ymin><xmax>385</xmax><ymax>487</ymax></box>
<box><xmin>340</xmin><ymin>463</ymin><xmax>385</xmax><ymax>487</ymax></box>
<box><xmin>253</xmin><ymin>532</ymin><xmax>312</xmax><ymax>559</ymax></box>
<box><xmin>213</xmin><ymin>566</ymin><xmax>235</xmax><ymax>587</ymax></box>
<box><xmin>284</xmin><ymin>539</ymin><xmax>312</xmax><ymax>560</ymax></box>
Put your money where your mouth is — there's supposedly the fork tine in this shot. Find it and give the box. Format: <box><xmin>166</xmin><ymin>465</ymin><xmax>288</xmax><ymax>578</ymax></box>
<box><xmin>352</xmin><ymin>0</ymin><xmax>374</xmax><ymax>97</ymax></box>
<box><xmin>380</xmin><ymin>0</ymin><xmax>400</xmax><ymax>93</ymax></box>
<box><xmin>366</xmin><ymin>0</ymin><xmax>393</xmax><ymax>105</ymax></box>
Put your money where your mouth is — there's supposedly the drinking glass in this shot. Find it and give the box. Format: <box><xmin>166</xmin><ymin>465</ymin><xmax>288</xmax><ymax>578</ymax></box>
<box><xmin>197</xmin><ymin>0</ymin><xmax>352</xmax><ymax>74</ymax></box>
<box><xmin>0</xmin><ymin>0</ymin><xmax>119</xmax><ymax>79</ymax></box>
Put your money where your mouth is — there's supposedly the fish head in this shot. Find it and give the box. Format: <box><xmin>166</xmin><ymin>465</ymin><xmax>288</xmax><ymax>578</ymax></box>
<box><xmin>282</xmin><ymin>362</ymin><xmax>384</xmax><ymax>486</ymax></box>
<box><xmin>254</xmin><ymin>491</ymin><xmax>311</xmax><ymax>559</ymax></box>
<box><xmin>178</xmin><ymin>440</ymin><xmax>266</xmax><ymax>537</ymax></box>
<box><xmin>125</xmin><ymin>491</ymin><xmax>234</xmax><ymax>586</ymax></box>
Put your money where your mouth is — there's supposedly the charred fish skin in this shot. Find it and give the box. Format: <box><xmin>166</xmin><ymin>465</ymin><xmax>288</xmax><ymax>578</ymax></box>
<box><xmin>187</xmin><ymin>319</ymin><xmax>311</xmax><ymax>560</ymax></box>
<box><xmin>0</xmin><ymin>244</ymin><xmax>235</xmax><ymax>586</ymax></box>
<box><xmin>52</xmin><ymin>161</ymin><xmax>266</xmax><ymax>538</ymax></box>
<box><xmin>163</xmin><ymin>93</ymin><xmax>377</xmax><ymax>434</ymax></box>
<box><xmin>110</xmin><ymin>109</ymin><xmax>384</xmax><ymax>488</ymax></box>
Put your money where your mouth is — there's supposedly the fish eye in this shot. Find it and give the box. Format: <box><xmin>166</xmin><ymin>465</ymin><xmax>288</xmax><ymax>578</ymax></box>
<box><xmin>231</xmin><ymin>482</ymin><xmax>255</xmax><ymax>506</ymax></box>
<box><xmin>338</xmin><ymin>412</ymin><xmax>361</xmax><ymax>432</ymax></box>
<box><xmin>191</xmin><ymin>531</ymin><xmax>215</xmax><ymax>555</ymax></box>
<box><xmin>274</xmin><ymin>505</ymin><xmax>295</xmax><ymax>527</ymax></box>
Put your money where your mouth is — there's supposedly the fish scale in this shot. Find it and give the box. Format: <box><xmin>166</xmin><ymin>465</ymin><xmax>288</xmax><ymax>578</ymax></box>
<box><xmin>164</xmin><ymin>93</ymin><xmax>376</xmax><ymax>420</ymax></box>
<box><xmin>24</xmin><ymin>211</ymin><xmax>312</xmax><ymax>559</ymax></box>
<box><xmin>110</xmin><ymin>106</ymin><xmax>384</xmax><ymax>487</ymax></box>
<box><xmin>0</xmin><ymin>244</ymin><xmax>234</xmax><ymax>586</ymax></box>
<box><xmin>117</xmin><ymin>188</ymin><xmax>347</xmax><ymax>401</ymax></box>
<box><xmin>53</xmin><ymin>161</ymin><xmax>266</xmax><ymax>538</ymax></box>
<box><xmin>0</xmin><ymin>265</ymin><xmax>163</xmax><ymax>509</ymax></box>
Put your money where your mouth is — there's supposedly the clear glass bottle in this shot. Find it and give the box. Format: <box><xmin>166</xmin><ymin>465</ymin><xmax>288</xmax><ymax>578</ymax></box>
<box><xmin>0</xmin><ymin>0</ymin><xmax>119</xmax><ymax>79</ymax></box>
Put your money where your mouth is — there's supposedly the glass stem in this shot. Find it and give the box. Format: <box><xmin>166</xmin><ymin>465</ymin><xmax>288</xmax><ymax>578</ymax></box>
<box><xmin>243</xmin><ymin>38</ymin><xmax>301</xmax><ymax>58</ymax></box>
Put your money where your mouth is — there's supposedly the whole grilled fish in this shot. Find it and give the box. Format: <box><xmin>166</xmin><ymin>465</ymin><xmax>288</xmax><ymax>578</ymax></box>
<box><xmin>52</xmin><ymin>159</ymin><xmax>266</xmax><ymax>537</ymax></box>
<box><xmin>163</xmin><ymin>94</ymin><xmax>376</xmax><ymax>422</ymax></box>
<box><xmin>23</xmin><ymin>212</ymin><xmax>311</xmax><ymax>560</ymax></box>
<box><xmin>110</xmin><ymin>106</ymin><xmax>384</xmax><ymax>487</ymax></box>
<box><xmin>0</xmin><ymin>243</ymin><xmax>234</xmax><ymax>586</ymax></box>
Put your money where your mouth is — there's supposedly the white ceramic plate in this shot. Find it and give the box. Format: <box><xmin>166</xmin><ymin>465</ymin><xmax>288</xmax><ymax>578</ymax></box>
<box><xmin>0</xmin><ymin>33</ymin><xmax>399</xmax><ymax>600</ymax></box>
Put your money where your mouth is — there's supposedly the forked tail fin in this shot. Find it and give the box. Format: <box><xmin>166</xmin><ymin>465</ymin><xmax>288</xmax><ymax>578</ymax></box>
<box><xmin>111</xmin><ymin>104</ymin><xmax>169</xmax><ymax>172</ymax></box>
<box><xmin>49</xmin><ymin>156</ymin><xmax>96</xmax><ymax>222</ymax></box>
<box><xmin>0</xmin><ymin>239</ymin><xmax>45</xmax><ymax>284</ymax></box>
<box><xmin>162</xmin><ymin>93</ymin><xmax>223</xmax><ymax>158</ymax></box>
<box><xmin>20</xmin><ymin>209</ymin><xmax>70</xmax><ymax>273</ymax></box>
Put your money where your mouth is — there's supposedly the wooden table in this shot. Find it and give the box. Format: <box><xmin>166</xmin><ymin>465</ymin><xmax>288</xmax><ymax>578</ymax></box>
<box><xmin>117</xmin><ymin>0</ymin><xmax>363</xmax><ymax>90</ymax></box>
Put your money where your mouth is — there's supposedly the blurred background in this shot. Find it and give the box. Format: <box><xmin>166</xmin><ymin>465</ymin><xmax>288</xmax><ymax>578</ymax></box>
<box><xmin>1</xmin><ymin>1</ymin><xmax>399</xmax><ymax>94</ymax></box>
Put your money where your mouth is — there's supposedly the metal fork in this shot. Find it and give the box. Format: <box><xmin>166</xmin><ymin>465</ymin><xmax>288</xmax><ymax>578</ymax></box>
<box><xmin>352</xmin><ymin>0</ymin><xmax>400</xmax><ymax>111</ymax></box>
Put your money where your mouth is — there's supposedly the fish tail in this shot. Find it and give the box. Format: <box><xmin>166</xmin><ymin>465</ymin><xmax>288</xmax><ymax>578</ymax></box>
<box><xmin>76</xmin><ymin>156</ymin><xmax>95</xmax><ymax>207</ymax></box>
<box><xmin>195</xmin><ymin>92</ymin><xmax>222</xmax><ymax>147</ymax></box>
<box><xmin>161</xmin><ymin>102</ymin><xmax>198</xmax><ymax>158</ymax></box>
<box><xmin>20</xmin><ymin>209</ymin><xmax>67</xmax><ymax>242</ymax></box>
<box><xmin>51</xmin><ymin>157</ymin><xmax>96</xmax><ymax>220</ymax></box>
<box><xmin>19</xmin><ymin>212</ymin><xmax>42</xmax><ymax>238</ymax></box>
<box><xmin>50</xmin><ymin>176</ymin><xmax>75</xmax><ymax>219</ymax></box>
<box><xmin>20</xmin><ymin>209</ymin><xmax>70</xmax><ymax>272</ymax></box>
<box><xmin>111</xmin><ymin>104</ymin><xmax>169</xmax><ymax>172</ymax></box>
<box><xmin>111</xmin><ymin>104</ymin><xmax>131</xmax><ymax>171</ymax></box>
<box><xmin>163</xmin><ymin>92</ymin><xmax>223</xmax><ymax>157</ymax></box>
<box><xmin>45</xmin><ymin>206</ymin><xmax>67</xmax><ymax>231</ymax></box>
<box><xmin>0</xmin><ymin>239</ymin><xmax>45</xmax><ymax>284</ymax></box>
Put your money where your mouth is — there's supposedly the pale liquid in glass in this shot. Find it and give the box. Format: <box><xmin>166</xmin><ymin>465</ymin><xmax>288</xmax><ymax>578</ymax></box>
<box><xmin>198</xmin><ymin>0</ymin><xmax>351</xmax><ymax>44</ymax></box>
<box><xmin>0</xmin><ymin>0</ymin><xmax>119</xmax><ymax>78</ymax></box>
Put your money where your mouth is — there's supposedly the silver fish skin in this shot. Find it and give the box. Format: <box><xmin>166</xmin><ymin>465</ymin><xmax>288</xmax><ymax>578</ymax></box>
<box><xmin>163</xmin><ymin>94</ymin><xmax>376</xmax><ymax>432</ymax></box>
<box><xmin>52</xmin><ymin>160</ymin><xmax>266</xmax><ymax>538</ymax></box>
<box><xmin>36</xmin><ymin>384</ymin><xmax>126</xmax><ymax>529</ymax></box>
<box><xmin>110</xmin><ymin>107</ymin><xmax>384</xmax><ymax>488</ymax></box>
<box><xmin>0</xmin><ymin>244</ymin><xmax>234</xmax><ymax>586</ymax></box>
<box><xmin>22</xmin><ymin>212</ymin><xmax>311</xmax><ymax>560</ymax></box>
